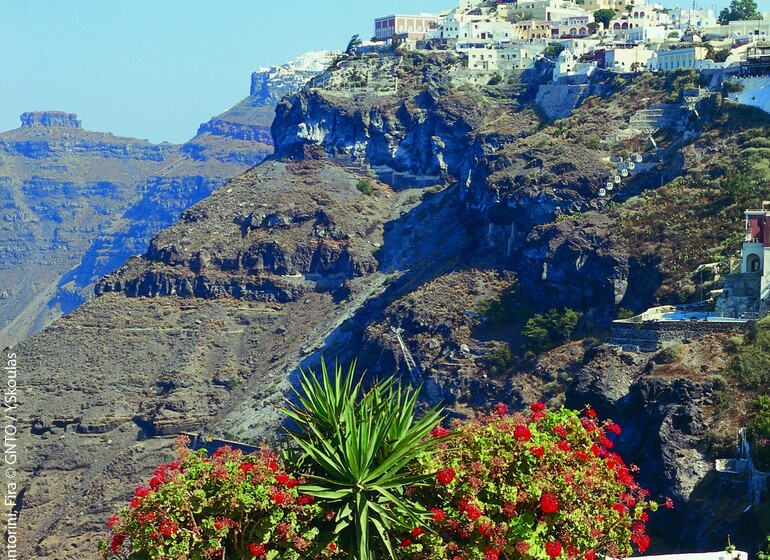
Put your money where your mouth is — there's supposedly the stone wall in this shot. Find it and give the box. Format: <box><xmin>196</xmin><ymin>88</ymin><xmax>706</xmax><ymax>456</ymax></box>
<box><xmin>611</xmin><ymin>319</ymin><xmax>752</xmax><ymax>352</ymax></box>
<box><xmin>716</xmin><ymin>271</ymin><xmax>762</xmax><ymax>318</ymax></box>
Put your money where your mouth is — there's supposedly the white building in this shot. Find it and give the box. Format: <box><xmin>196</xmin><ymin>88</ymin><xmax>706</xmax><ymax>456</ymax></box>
<box><xmin>670</xmin><ymin>7</ymin><xmax>718</xmax><ymax>29</ymax></box>
<box><xmin>623</xmin><ymin>24</ymin><xmax>668</xmax><ymax>42</ymax></box>
<box><xmin>604</xmin><ymin>44</ymin><xmax>654</xmax><ymax>71</ymax></box>
<box><xmin>464</xmin><ymin>43</ymin><xmax>546</xmax><ymax>70</ymax></box>
<box><xmin>648</xmin><ymin>46</ymin><xmax>709</xmax><ymax>71</ymax></box>
<box><xmin>373</xmin><ymin>14</ymin><xmax>440</xmax><ymax>40</ymax></box>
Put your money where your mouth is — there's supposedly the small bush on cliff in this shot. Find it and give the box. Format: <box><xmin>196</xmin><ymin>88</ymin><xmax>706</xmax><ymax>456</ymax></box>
<box><xmin>522</xmin><ymin>308</ymin><xmax>583</xmax><ymax>351</ymax></box>
<box><xmin>101</xmin><ymin>368</ymin><xmax>660</xmax><ymax>560</ymax></box>
<box><xmin>356</xmin><ymin>179</ymin><xmax>374</xmax><ymax>196</ymax></box>
<box><xmin>732</xmin><ymin>316</ymin><xmax>770</xmax><ymax>389</ymax></box>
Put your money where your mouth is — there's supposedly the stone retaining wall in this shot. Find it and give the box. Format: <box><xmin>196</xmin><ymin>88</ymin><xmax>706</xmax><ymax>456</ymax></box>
<box><xmin>611</xmin><ymin>319</ymin><xmax>752</xmax><ymax>352</ymax></box>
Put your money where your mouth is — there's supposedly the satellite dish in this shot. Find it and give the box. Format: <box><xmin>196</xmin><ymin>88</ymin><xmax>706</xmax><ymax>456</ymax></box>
<box><xmin>627</xmin><ymin>162</ymin><xmax>636</xmax><ymax>170</ymax></box>
<box><xmin>635</xmin><ymin>154</ymin><xmax>643</xmax><ymax>163</ymax></box>
<box><xmin>621</xmin><ymin>168</ymin><xmax>629</xmax><ymax>177</ymax></box>
<box><xmin>606</xmin><ymin>184</ymin><xmax>614</xmax><ymax>191</ymax></box>
<box><xmin>599</xmin><ymin>188</ymin><xmax>606</xmax><ymax>196</ymax></box>
<box><xmin>614</xmin><ymin>176</ymin><xmax>621</xmax><ymax>184</ymax></box>
<box><xmin>606</xmin><ymin>182</ymin><xmax>613</xmax><ymax>189</ymax></box>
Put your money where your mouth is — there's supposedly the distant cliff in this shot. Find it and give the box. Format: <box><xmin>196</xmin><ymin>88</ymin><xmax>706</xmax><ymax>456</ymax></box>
<box><xmin>1</xmin><ymin>53</ymin><xmax>334</xmax><ymax>348</ymax></box>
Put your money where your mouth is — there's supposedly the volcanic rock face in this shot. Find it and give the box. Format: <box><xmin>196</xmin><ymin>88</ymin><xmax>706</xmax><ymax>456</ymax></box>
<box><xmin>0</xmin><ymin>118</ymin><xmax>178</xmax><ymax>347</ymax></box>
<box><xmin>20</xmin><ymin>111</ymin><xmax>82</xmax><ymax>129</ymax></box>
<box><xmin>1</xmin><ymin>53</ymin><xmax>332</xmax><ymax>346</ymax></box>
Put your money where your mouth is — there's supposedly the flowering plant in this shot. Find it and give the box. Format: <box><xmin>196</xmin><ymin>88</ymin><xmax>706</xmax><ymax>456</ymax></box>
<box><xmin>101</xmin><ymin>369</ymin><xmax>661</xmax><ymax>560</ymax></box>
<box><xmin>98</xmin><ymin>438</ymin><xmax>327</xmax><ymax>560</ymax></box>
<box><xmin>407</xmin><ymin>404</ymin><xmax>659</xmax><ymax>560</ymax></box>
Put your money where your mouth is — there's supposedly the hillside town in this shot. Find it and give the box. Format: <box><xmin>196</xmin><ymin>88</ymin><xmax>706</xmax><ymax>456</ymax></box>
<box><xmin>372</xmin><ymin>0</ymin><xmax>770</xmax><ymax>106</ymax></box>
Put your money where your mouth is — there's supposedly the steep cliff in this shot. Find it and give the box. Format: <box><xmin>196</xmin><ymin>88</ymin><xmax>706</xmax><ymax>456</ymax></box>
<box><xmin>0</xmin><ymin>112</ymin><xmax>178</xmax><ymax>347</ymax></box>
<box><xmin>2</xmin><ymin>55</ymin><xmax>335</xmax><ymax>347</ymax></box>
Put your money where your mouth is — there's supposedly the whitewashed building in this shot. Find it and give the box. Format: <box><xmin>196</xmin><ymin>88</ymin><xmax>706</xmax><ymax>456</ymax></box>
<box><xmin>648</xmin><ymin>46</ymin><xmax>709</xmax><ymax>71</ymax></box>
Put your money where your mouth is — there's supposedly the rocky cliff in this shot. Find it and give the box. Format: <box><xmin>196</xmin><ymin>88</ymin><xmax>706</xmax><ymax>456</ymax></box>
<box><xmin>1</xmin><ymin>54</ymin><xmax>334</xmax><ymax>348</ymax></box>
<box><xmin>8</xmin><ymin>50</ymin><xmax>770</xmax><ymax>558</ymax></box>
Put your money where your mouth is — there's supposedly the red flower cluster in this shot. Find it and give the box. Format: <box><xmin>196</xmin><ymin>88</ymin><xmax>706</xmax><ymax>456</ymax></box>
<box><xmin>540</xmin><ymin>492</ymin><xmax>559</xmax><ymax>514</ymax></box>
<box><xmin>249</xmin><ymin>542</ymin><xmax>266</xmax><ymax>556</ymax></box>
<box><xmin>437</xmin><ymin>467</ymin><xmax>455</xmax><ymax>485</ymax></box>
<box><xmin>514</xmin><ymin>425</ymin><xmax>531</xmax><ymax>442</ymax></box>
<box><xmin>432</xmin><ymin>425</ymin><xmax>451</xmax><ymax>438</ymax></box>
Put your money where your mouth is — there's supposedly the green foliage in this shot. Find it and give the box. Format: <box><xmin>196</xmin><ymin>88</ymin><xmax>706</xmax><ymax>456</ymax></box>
<box><xmin>282</xmin><ymin>361</ymin><xmax>447</xmax><ymax>560</ymax></box>
<box><xmin>749</xmin><ymin>396</ymin><xmax>770</xmax><ymax>470</ymax></box>
<box><xmin>732</xmin><ymin>317</ymin><xmax>770</xmax><ymax>389</ymax></box>
<box><xmin>723</xmin><ymin>80</ymin><xmax>744</xmax><ymax>93</ymax></box>
<box><xmin>725</xmin><ymin>335</ymin><xmax>745</xmax><ymax>353</ymax></box>
<box><xmin>488</xmin><ymin>343</ymin><xmax>513</xmax><ymax>374</ymax></box>
<box><xmin>653</xmin><ymin>343</ymin><xmax>683</xmax><ymax>364</ymax></box>
<box><xmin>356</xmin><ymin>179</ymin><xmax>374</xmax><ymax>196</ymax></box>
<box><xmin>487</xmin><ymin>73</ymin><xmax>502</xmax><ymax>86</ymax></box>
<box><xmin>543</xmin><ymin>44</ymin><xmax>566</xmax><ymax>58</ymax></box>
<box><xmin>712</xmin><ymin>49</ymin><xmax>731</xmax><ymax>63</ymax></box>
<box><xmin>346</xmin><ymin>34</ymin><xmax>363</xmax><ymax>55</ymax></box>
<box><xmin>413</xmin><ymin>406</ymin><xmax>659</xmax><ymax>559</ymax></box>
<box><xmin>718</xmin><ymin>0</ymin><xmax>760</xmax><ymax>23</ymax></box>
<box><xmin>757</xmin><ymin>535</ymin><xmax>770</xmax><ymax>560</ymax></box>
<box><xmin>522</xmin><ymin>308</ymin><xmax>583</xmax><ymax>351</ymax></box>
<box><xmin>593</xmin><ymin>9</ymin><xmax>617</xmax><ymax>28</ymax></box>
<box><xmin>103</xmin><ymin>376</ymin><xmax>659</xmax><ymax>560</ymax></box>
<box><xmin>586</xmin><ymin>136</ymin><xmax>601</xmax><ymax>150</ymax></box>
<box><xmin>98</xmin><ymin>442</ymin><xmax>325</xmax><ymax>559</ymax></box>
<box><xmin>476</xmin><ymin>283</ymin><xmax>524</xmax><ymax>324</ymax></box>
<box><xmin>616</xmin><ymin>308</ymin><xmax>636</xmax><ymax>320</ymax></box>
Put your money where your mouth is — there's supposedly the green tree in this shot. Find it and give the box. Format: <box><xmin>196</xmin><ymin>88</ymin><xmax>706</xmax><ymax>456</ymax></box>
<box><xmin>522</xmin><ymin>308</ymin><xmax>583</xmax><ymax>350</ymax></box>
<box><xmin>346</xmin><ymin>34</ymin><xmax>363</xmax><ymax>54</ymax></box>
<box><xmin>718</xmin><ymin>0</ymin><xmax>760</xmax><ymax>23</ymax></box>
<box><xmin>593</xmin><ymin>9</ymin><xmax>617</xmax><ymax>28</ymax></box>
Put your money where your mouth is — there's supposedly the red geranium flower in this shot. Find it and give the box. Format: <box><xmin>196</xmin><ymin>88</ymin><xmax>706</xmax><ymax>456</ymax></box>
<box><xmin>493</xmin><ymin>403</ymin><xmax>509</xmax><ymax>415</ymax></box>
<box><xmin>134</xmin><ymin>486</ymin><xmax>150</xmax><ymax>498</ymax></box>
<box><xmin>530</xmin><ymin>445</ymin><xmax>545</xmax><ymax>457</ymax></box>
<box><xmin>607</xmin><ymin>423</ymin><xmax>622</xmax><ymax>435</ymax></box>
<box><xmin>431</xmin><ymin>508</ymin><xmax>446</xmax><ymax>523</ymax></box>
<box><xmin>531</xmin><ymin>402</ymin><xmax>546</xmax><ymax>412</ymax></box>
<box><xmin>437</xmin><ymin>467</ymin><xmax>455</xmax><ymax>485</ymax></box>
<box><xmin>274</xmin><ymin>473</ymin><xmax>290</xmax><ymax>485</ymax></box>
<box><xmin>545</xmin><ymin>540</ymin><xmax>562</xmax><ymax>558</ymax></box>
<box><xmin>432</xmin><ymin>425</ymin><xmax>451</xmax><ymax>438</ymax></box>
<box><xmin>484</xmin><ymin>548</ymin><xmax>500</xmax><ymax>560</ymax></box>
<box><xmin>240</xmin><ymin>462</ymin><xmax>255</xmax><ymax>473</ymax></box>
<box><xmin>540</xmin><ymin>492</ymin><xmax>559</xmax><ymax>514</ymax></box>
<box><xmin>585</xmin><ymin>550</ymin><xmax>596</xmax><ymax>560</ymax></box>
<box><xmin>552</xmin><ymin>425</ymin><xmax>567</xmax><ymax>437</ymax></box>
<box><xmin>106</xmin><ymin>515</ymin><xmax>119</xmax><ymax>528</ymax></box>
<box><xmin>411</xmin><ymin>527</ymin><xmax>423</xmax><ymax>538</ymax></box>
<box><xmin>249</xmin><ymin>543</ymin><xmax>265</xmax><ymax>556</ymax></box>
<box><xmin>514</xmin><ymin>425</ymin><xmax>531</xmax><ymax>442</ymax></box>
<box><xmin>400</xmin><ymin>538</ymin><xmax>412</xmax><ymax>548</ymax></box>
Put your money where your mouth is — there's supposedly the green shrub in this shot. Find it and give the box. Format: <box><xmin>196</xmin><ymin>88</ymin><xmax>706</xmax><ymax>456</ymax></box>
<box><xmin>723</xmin><ymin>80</ymin><xmax>744</xmax><ymax>94</ymax></box>
<box><xmin>653</xmin><ymin>343</ymin><xmax>683</xmax><ymax>364</ymax></box>
<box><xmin>522</xmin><ymin>308</ymin><xmax>583</xmax><ymax>351</ymax></box>
<box><xmin>357</xmin><ymin>179</ymin><xmax>374</xmax><ymax>196</ymax></box>
<box><xmin>616</xmin><ymin>308</ymin><xmax>636</xmax><ymax>320</ymax></box>
<box><xmin>413</xmin><ymin>405</ymin><xmax>659</xmax><ymax>558</ymax></box>
<box><xmin>732</xmin><ymin>317</ymin><xmax>770</xmax><ymax>388</ymax></box>
<box><xmin>102</xmin><ymin>366</ymin><xmax>659</xmax><ymax>560</ymax></box>
<box><xmin>488</xmin><ymin>343</ymin><xmax>513</xmax><ymax>374</ymax></box>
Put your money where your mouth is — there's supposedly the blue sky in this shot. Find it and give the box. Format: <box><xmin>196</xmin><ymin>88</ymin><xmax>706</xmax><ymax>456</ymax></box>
<box><xmin>1</xmin><ymin>0</ymin><xmax>726</xmax><ymax>143</ymax></box>
<box><xmin>0</xmin><ymin>1</ymin><xmax>451</xmax><ymax>143</ymax></box>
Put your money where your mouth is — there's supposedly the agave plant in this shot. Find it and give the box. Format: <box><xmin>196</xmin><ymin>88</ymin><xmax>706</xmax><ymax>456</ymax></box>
<box><xmin>282</xmin><ymin>360</ymin><xmax>449</xmax><ymax>560</ymax></box>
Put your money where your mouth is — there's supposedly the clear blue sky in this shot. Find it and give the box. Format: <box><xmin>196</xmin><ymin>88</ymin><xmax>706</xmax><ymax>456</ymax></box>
<box><xmin>1</xmin><ymin>0</ymin><xmax>727</xmax><ymax>144</ymax></box>
<box><xmin>0</xmin><ymin>1</ymin><xmax>452</xmax><ymax>143</ymax></box>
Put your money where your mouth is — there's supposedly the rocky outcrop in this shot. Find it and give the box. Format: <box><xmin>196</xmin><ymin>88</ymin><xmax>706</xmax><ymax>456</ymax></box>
<box><xmin>20</xmin><ymin>111</ymin><xmax>81</xmax><ymax>128</ymax></box>
<box><xmin>566</xmin><ymin>341</ymin><xmax>750</xmax><ymax>551</ymax></box>
<box><xmin>516</xmin><ymin>213</ymin><xmax>630</xmax><ymax>324</ymax></box>
<box><xmin>95</xmin><ymin>160</ymin><xmax>386</xmax><ymax>302</ymax></box>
